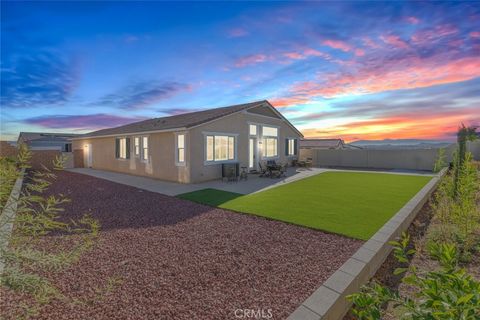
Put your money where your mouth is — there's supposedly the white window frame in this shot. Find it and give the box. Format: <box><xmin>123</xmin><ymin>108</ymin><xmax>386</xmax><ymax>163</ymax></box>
<box><xmin>287</xmin><ymin>137</ymin><xmax>296</xmax><ymax>157</ymax></box>
<box><xmin>249</xmin><ymin>124</ymin><xmax>257</xmax><ymax>136</ymax></box>
<box><xmin>175</xmin><ymin>132</ymin><xmax>186</xmax><ymax>166</ymax></box>
<box><xmin>134</xmin><ymin>137</ymin><xmax>140</xmax><ymax>157</ymax></box>
<box><xmin>116</xmin><ymin>137</ymin><xmax>128</xmax><ymax>160</ymax></box>
<box><xmin>261</xmin><ymin>125</ymin><xmax>279</xmax><ymax>159</ymax></box>
<box><xmin>141</xmin><ymin>136</ymin><xmax>149</xmax><ymax>162</ymax></box>
<box><xmin>203</xmin><ymin>132</ymin><xmax>238</xmax><ymax>165</ymax></box>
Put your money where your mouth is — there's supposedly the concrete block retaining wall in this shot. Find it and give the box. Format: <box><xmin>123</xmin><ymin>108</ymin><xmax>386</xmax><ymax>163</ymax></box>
<box><xmin>0</xmin><ymin>168</ymin><xmax>26</xmax><ymax>275</ymax></box>
<box><xmin>288</xmin><ymin>168</ymin><xmax>447</xmax><ymax>320</ymax></box>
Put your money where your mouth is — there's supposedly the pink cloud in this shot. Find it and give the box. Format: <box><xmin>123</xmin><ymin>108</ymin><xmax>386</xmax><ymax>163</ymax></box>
<box><xmin>227</xmin><ymin>28</ymin><xmax>249</xmax><ymax>38</ymax></box>
<box><xmin>380</xmin><ymin>35</ymin><xmax>409</xmax><ymax>49</ymax></box>
<box><xmin>470</xmin><ymin>31</ymin><xmax>480</xmax><ymax>38</ymax></box>
<box><xmin>283</xmin><ymin>52</ymin><xmax>305</xmax><ymax>60</ymax></box>
<box><xmin>411</xmin><ymin>24</ymin><xmax>458</xmax><ymax>44</ymax></box>
<box><xmin>283</xmin><ymin>48</ymin><xmax>331</xmax><ymax>61</ymax></box>
<box><xmin>362</xmin><ymin>37</ymin><xmax>381</xmax><ymax>49</ymax></box>
<box><xmin>322</xmin><ymin>39</ymin><xmax>352</xmax><ymax>52</ymax></box>
<box><xmin>272</xmin><ymin>56</ymin><xmax>480</xmax><ymax>107</ymax></box>
<box><xmin>405</xmin><ymin>16</ymin><xmax>420</xmax><ymax>24</ymax></box>
<box><xmin>234</xmin><ymin>54</ymin><xmax>269</xmax><ymax>67</ymax></box>
<box><xmin>354</xmin><ymin>48</ymin><xmax>365</xmax><ymax>56</ymax></box>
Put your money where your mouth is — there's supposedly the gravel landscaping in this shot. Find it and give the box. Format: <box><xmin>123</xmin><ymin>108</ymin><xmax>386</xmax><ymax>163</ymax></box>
<box><xmin>0</xmin><ymin>171</ymin><xmax>363</xmax><ymax>319</ymax></box>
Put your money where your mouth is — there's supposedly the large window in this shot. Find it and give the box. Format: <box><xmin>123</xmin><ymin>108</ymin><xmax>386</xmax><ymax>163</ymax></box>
<box><xmin>205</xmin><ymin>134</ymin><xmax>236</xmax><ymax>162</ymax></box>
<box><xmin>115</xmin><ymin>137</ymin><xmax>130</xmax><ymax>159</ymax></box>
<box><xmin>262</xmin><ymin>126</ymin><xmax>278</xmax><ymax>158</ymax></box>
<box><xmin>134</xmin><ymin>137</ymin><xmax>140</xmax><ymax>156</ymax></box>
<box><xmin>142</xmin><ymin>136</ymin><xmax>149</xmax><ymax>161</ymax></box>
<box><xmin>176</xmin><ymin>134</ymin><xmax>185</xmax><ymax>165</ymax></box>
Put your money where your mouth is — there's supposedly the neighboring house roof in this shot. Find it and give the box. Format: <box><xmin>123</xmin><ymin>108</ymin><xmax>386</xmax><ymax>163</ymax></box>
<box><xmin>18</xmin><ymin>132</ymin><xmax>80</xmax><ymax>143</ymax></box>
<box><xmin>75</xmin><ymin>100</ymin><xmax>303</xmax><ymax>139</ymax></box>
<box><xmin>300</xmin><ymin>139</ymin><xmax>345</xmax><ymax>149</ymax></box>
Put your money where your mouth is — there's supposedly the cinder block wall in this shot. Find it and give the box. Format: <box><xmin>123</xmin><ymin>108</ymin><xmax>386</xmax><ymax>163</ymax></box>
<box><xmin>300</xmin><ymin>145</ymin><xmax>456</xmax><ymax>171</ymax></box>
<box><xmin>0</xmin><ymin>141</ymin><xmax>17</xmax><ymax>158</ymax></box>
<box><xmin>30</xmin><ymin>150</ymin><xmax>62</xmax><ymax>170</ymax></box>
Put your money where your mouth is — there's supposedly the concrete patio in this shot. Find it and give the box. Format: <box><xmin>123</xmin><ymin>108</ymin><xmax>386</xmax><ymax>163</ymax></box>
<box><xmin>67</xmin><ymin>167</ymin><xmax>327</xmax><ymax>196</ymax></box>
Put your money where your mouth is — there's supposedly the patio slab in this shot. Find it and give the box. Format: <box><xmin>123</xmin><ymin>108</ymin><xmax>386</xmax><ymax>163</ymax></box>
<box><xmin>67</xmin><ymin>167</ymin><xmax>326</xmax><ymax>196</ymax></box>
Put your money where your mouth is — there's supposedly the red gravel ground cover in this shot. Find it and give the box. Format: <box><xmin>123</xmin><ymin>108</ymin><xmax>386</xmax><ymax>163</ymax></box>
<box><xmin>1</xmin><ymin>171</ymin><xmax>363</xmax><ymax>319</ymax></box>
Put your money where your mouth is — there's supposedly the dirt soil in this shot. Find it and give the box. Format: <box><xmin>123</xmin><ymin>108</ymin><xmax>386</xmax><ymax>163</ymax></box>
<box><xmin>0</xmin><ymin>171</ymin><xmax>363</xmax><ymax>320</ymax></box>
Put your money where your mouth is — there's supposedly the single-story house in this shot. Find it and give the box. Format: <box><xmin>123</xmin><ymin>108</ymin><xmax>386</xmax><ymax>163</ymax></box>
<box><xmin>18</xmin><ymin>132</ymin><xmax>80</xmax><ymax>152</ymax></box>
<box><xmin>299</xmin><ymin>138</ymin><xmax>362</xmax><ymax>150</ymax></box>
<box><xmin>72</xmin><ymin>100</ymin><xmax>303</xmax><ymax>183</ymax></box>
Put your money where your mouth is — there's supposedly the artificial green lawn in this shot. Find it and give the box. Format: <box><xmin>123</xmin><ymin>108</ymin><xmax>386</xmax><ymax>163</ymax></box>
<box><xmin>178</xmin><ymin>172</ymin><xmax>432</xmax><ymax>240</ymax></box>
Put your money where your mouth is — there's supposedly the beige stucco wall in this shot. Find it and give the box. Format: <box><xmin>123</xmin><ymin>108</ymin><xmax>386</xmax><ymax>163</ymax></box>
<box><xmin>72</xmin><ymin>131</ymin><xmax>191</xmax><ymax>183</ymax></box>
<box><xmin>188</xmin><ymin>110</ymin><xmax>301</xmax><ymax>183</ymax></box>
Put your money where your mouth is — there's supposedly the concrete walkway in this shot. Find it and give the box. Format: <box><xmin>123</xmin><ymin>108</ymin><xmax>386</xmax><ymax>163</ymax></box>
<box><xmin>67</xmin><ymin>167</ymin><xmax>327</xmax><ymax>196</ymax></box>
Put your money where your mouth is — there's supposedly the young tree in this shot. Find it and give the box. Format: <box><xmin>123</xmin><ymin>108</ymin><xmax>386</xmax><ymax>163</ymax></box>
<box><xmin>454</xmin><ymin>124</ymin><xmax>477</xmax><ymax>194</ymax></box>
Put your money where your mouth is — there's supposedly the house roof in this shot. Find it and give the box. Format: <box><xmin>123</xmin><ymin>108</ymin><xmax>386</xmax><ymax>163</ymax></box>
<box><xmin>299</xmin><ymin>139</ymin><xmax>344</xmax><ymax>148</ymax></box>
<box><xmin>76</xmin><ymin>100</ymin><xmax>303</xmax><ymax>138</ymax></box>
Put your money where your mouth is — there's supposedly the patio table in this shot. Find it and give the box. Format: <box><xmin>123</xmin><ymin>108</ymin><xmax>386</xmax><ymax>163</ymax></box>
<box><xmin>266</xmin><ymin>164</ymin><xmax>282</xmax><ymax>178</ymax></box>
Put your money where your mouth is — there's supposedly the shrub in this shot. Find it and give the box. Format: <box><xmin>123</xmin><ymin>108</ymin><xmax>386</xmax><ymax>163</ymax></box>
<box><xmin>0</xmin><ymin>144</ymin><xmax>102</xmax><ymax>318</ymax></box>
<box><xmin>348</xmin><ymin>233</ymin><xmax>480</xmax><ymax>320</ymax></box>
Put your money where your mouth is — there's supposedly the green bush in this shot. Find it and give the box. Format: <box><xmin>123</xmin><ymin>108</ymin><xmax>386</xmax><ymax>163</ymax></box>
<box><xmin>348</xmin><ymin>233</ymin><xmax>480</xmax><ymax>320</ymax></box>
<box><xmin>0</xmin><ymin>144</ymin><xmax>103</xmax><ymax>318</ymax></box>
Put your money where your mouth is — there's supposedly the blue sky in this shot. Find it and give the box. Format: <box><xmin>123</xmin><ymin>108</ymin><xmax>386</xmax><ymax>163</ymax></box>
<box><xmin>1</xmin><ymin>1</ymin><xmax>479</xmax><ymax>141</ymax></box>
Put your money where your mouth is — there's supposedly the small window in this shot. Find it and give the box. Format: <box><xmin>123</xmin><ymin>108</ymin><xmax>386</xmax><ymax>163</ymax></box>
<box><xmin>286</xmin><ymin>138</ymin><xmax>296</xmax><ymax>156</ymax></box>
<box><xmin>249</xmin><ymin>124</ymin><xmax>257</xmax><ymax>136</ymax></box>
<box><xmin>134</xmin><ymin>137</ymin><xmax>140</xmax><ymax>156</ymax></box>
<box><xmin>142</xmin><ymin>136</ymin><xmax>149</xmax><ymax>161</ymax></box>
<box><xmin>205</xmin><ymin>134</ymin><xmax>236</xmax><ymax>162</ymax></box>
<box><xmin>262</xmin><ymin>126</ymin><xmax>278</xmax><ymax>137</ymax></box>
<box><xmin>177</xmin><ymin>134</ymin><xmax>185</xmax><ymax>164</ymax></box>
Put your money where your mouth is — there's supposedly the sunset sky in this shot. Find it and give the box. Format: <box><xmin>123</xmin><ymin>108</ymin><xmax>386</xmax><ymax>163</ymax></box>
<box><xmin>1</xmin><ymin>1</ymin><xmax>479</xmax><ymax>142</ymax></box>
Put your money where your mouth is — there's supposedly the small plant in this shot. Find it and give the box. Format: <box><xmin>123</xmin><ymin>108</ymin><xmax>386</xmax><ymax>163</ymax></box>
<box><xmin>433</xmin><ymin>148</ymin><xmax>447</xmax><ymax>173</ymax></box>
<box><xmin>348</xmin><ymin>233</ymin><xmax>480</xmax><ymax>320</ymax></box>
<box><xmin>0</xmin><ymin>144</ymin><xmax>104</xmax><ymax>318</ymax></box>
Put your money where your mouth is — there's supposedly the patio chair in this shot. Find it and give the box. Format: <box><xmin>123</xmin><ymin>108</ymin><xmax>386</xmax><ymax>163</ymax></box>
<box><xmin>259</xmin><ymin>161</ymin><xmax>268</xmax><ymax>177</ymax></box>
<box><xmin>279</xmin><ymin>163</ymin><xmax>288</xmax><ymax>177</ymax></box>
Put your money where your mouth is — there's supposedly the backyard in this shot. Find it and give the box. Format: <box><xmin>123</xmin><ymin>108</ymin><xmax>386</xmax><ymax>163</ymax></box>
<box><xmin>0</xmin><ymin>171</ymin><xmax>363</xmax><ymax>319</ymax></box>
<box><xmin>178</xmin><ymin>171</ymin><xmax>432</xmax><ymax>240</ymax></box>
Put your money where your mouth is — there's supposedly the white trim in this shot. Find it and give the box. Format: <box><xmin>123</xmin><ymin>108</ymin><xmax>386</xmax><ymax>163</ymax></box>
<box><xmin>71</xmin><ymin>127</ymin><xmax>186</xmax><ymax>140</ymax></box>
<box><xmin>140</xmin><ymin>135</ymin><xmax>150</xmax><ymax>163</ymax></box>
<box><xmin>243</xmin><ymin>110</ymin><xmax>284</xmax><ymax>121</ymax></box>
<box><xmin>175</xmin><ymin>132</ymin><xmax>187</xmax><ymax>166</ymax></box>
<box><xmin>262</xmin><ymin>101</ymin><xmax>304</xmax><ymax>138</ymax></box>
<box><xmin>133</xmin><ymin>136</ymin><xmax>140</xmax><ymax>158</ymax></box>
<box><xmin>202</xmin><ymin>132</ymin><xmax>238</xmax><ymax>165</ymax></box>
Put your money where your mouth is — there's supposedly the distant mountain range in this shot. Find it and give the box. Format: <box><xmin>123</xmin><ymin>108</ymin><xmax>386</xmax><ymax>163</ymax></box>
<box><xmin>349</xmin><ymin>139</ymin><xmax>455</xmax><ymax>149</ymax></box>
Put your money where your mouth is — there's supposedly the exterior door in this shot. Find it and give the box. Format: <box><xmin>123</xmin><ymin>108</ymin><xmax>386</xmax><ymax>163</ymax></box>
<box><xmin>84</xmin><ymin>144</ymin><xmax>93</xmax><ymax>167</ymax></box>
<box><xmin>249</xmin><ymin>138</ymin><xmax>257</xmax><ymax>171</ymax></box>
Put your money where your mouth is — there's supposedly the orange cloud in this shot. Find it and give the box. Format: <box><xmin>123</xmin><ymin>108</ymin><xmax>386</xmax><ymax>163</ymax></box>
<box><xmin>301</xmin><ymin>112</ymin><xmax>477</xmax><ymax>142</ymax></box>
<box><xmin>322</xmin><ymin>39</ymin><xmax>352</xmax><ymax>52</ymax></box>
